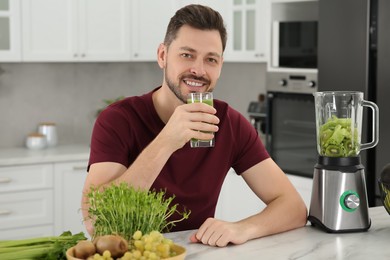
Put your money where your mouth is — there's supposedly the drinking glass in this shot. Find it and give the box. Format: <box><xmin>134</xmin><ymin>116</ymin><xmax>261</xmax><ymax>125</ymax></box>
<box><xmin>187</xmin><ymin>92</ymin><xmax>215</xmax><ymax>148</ymax></box>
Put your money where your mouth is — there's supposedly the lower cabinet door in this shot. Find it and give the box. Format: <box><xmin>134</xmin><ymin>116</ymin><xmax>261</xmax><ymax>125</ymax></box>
<box><xmin>54</xmin><ymin>161</ymin><xmax>89</xmax><ymax>237</ymax></box>
<box><xmin>0</xmin><ymin>190</ymin><xmax>54</xmax><ymax>232</ymax></box>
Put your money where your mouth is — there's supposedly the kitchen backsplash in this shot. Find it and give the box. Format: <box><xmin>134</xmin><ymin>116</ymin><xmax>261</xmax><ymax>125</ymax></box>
<box><xmin>0</xmin><ymin>62</ymin><xmax>266</xmax><ymax>148</ymax></box>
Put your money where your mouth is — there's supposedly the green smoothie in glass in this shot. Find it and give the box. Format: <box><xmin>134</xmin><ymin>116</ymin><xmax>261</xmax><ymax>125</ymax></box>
<box><xmin>187</xmin><ymin>92</ymin><xmax>215</xmax><ymax>148</ymax></box>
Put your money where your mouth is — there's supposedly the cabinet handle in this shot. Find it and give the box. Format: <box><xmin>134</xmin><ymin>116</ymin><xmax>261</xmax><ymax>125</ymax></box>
<box><xmin>0</xmin><ymin>177</ymin><xmax>12</xmax><ymax>183</ymax></box>
<box><xmin>0</xmin><ymin>210</ymin><xmax>12</xmax><ymax>215</ymax></box>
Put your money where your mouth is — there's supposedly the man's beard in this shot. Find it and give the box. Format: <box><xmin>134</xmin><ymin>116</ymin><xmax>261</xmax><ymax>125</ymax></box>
<box><xmin>164</xmin><ymin>64</ymin><xmax>212</xmax><ymax>104</ymax></box>
<box><xmin>165</xmin><ymin>71</ymin><xmax>187</xmax><ymax>104</ymax></box>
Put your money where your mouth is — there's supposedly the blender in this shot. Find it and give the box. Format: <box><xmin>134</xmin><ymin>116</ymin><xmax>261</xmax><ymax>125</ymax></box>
<box><xmin>308</xmin><ymin>91</ymin><xmax>379</xmax><ymax>232</ymax></box>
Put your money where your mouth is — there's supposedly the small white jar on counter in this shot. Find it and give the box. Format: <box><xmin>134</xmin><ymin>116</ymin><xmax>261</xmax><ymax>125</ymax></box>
<box><xmin>38</xmin><ymin>122</ymin><xmax>58</xmax><ymax>147</ymax></box>
<box><xmin>25</xmin><ymin>133</ymin><xmax>47</xmax><ymax>150</ymax></box>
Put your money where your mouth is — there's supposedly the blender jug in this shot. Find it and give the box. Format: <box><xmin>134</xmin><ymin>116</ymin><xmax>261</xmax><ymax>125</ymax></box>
<box><xmin>313</xmin><ymin>91</ymin><xmax>379</xmax><ymax>158</ymax></box>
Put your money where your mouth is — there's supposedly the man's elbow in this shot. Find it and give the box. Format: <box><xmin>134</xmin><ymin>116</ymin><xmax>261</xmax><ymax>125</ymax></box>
<box><xmin>295</xmin><ymin>198</ymin><xmax>309</xmax><ymax>228</ymax></box>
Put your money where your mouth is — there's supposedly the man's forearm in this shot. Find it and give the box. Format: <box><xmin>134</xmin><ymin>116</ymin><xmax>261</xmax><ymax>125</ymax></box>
<box><xmin>238</xmin><ymin>195</ymin><xmax>307</xmax><ymax>240</ymax></box>
<box><xmin>114</xmin><ymin>134</ymin><xmax>177</xmax><ymax>190</ymax></box>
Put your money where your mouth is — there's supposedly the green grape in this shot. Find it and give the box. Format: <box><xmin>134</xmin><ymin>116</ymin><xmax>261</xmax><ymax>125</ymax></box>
<box><xmin>102</xmin><ymin>250</ymin><xmax>112</xmax><ymax>260</ymax></box>
<box><xmin>129</xmin><ymin>230</ymin><xmax>178</xmax><ymax>259</ymax></box>
<box><xmin>144</xmin><ymin>243</ymin><xmax>152</xmax><ymax>251</ymax></box>
<box><xmin>119</xmin><ymin>252</ymin><xmax>132</xmax><ymax>260</ymax></box>
<box><xmin>157</xmin><ymin>243</ymin><xmax>170</xmax><ymax>258</ymax></box>
<box><xmin>93</xmin><ymin>253</ymin><xmax>105</xmax><ymax>260</ymax></box>
<box><xmin>133</xmin><ymin>230</ymin><xmax>143</xmax><ymax>240</ymax></box>
<box><xmin>132</xmin><ymin>249</ymin><xmax>142</xmax><ymax>258</ymax></box>
<box><xmin>148</xmin><ymin>252</ymin><xmax>158</xmax><ymax>260</ymax></box>
<box><xmin>134</xmin><ymin>240</ymin><xmax>144</xmax><ymax>250</ymax></box>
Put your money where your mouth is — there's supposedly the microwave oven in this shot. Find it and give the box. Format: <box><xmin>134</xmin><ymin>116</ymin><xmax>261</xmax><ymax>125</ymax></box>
<box><xmin>268</xmin><ymin>0</ymin><xmax>318</xmax><ymax>71</ymax></box>
<box><xmin>271</xmin><ymin>20</ymin><xmax>318</xmax><ymax>69</ymax></box>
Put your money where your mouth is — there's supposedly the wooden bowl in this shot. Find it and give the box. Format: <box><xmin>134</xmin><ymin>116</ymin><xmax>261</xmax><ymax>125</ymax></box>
<box><xmin>167</xmin><ymin>244</ymin><xmax>187</xmax><ymax>260</ymax></box>
<box><xmin>66</xmin><ymin>243</ymin><xmax>186</xmax><ymax>260</ymax></box>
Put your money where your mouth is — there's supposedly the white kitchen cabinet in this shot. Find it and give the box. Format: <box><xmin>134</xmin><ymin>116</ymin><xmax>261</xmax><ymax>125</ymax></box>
<box><xmin>0</xmin><ymin>0</ymin><xmax>21</xmax><ymax>61</ymax></box>
<box><xmin>0</xmin><ymin>159</ymin><xmax>89</xmax><ymax>240</ymax></box>
<box><xmin>130</xmin><ymin>1</ymin><xmax>177</xmax><ymax>61</ymax></box>
<box><xmin>22</xmin><ymin>0</ymin><xmax>130</xmax><ymax>62</ymax></box>
<box><xmin>223</xmin><ymin>0</ymin><xmax>269</xmax><ymax>62</ymax></box>
<box><xmin>215</xmin><ymin>168</ymin><xmax>266</xmax><ymax>221</ymax></box>
<box><xmin>0</xmin><ymin>164</ymin><xmax>54</xmax><ymax>239</ymax></box>
<box><xmin>54</xmin><ymin>161</ymin><xmax>89</xmax><ymax>237</ymax></box>
<box><xmin>0</xmin><ymin>190</ymin><xmax>54</xmax><ymax>231</ymax></box>
<box><xmin>15</xmin><ymin>0</ymin><xmax>270</xmax><ymax>62</ymax></box>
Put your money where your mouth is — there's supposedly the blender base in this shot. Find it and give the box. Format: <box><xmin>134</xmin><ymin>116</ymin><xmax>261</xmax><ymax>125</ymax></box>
<box><xmin>308</xmin><ymin>215</ymin><xmax>371</xmax><ymax>233</ymax></box>
<box><xmin>308</xmin><ymin>164</ymin><xmax>371</xmax><ymax>233</ymax></box>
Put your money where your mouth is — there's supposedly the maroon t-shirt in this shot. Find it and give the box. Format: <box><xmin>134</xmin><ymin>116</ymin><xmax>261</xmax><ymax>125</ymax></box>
<box><xmin>88</xmin><ymin>88</ymin><xmax>269</xmax><ymax>231</ymax></box>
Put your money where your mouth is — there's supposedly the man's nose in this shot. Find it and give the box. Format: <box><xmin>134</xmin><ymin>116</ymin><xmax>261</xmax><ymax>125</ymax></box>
<box><xmin>189</xmin><ymin>59</ymin><xmax>206</xmax><ymax>77</ymax></box>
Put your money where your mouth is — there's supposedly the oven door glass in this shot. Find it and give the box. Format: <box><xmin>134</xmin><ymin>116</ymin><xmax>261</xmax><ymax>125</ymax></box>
<box><xmin>267</xmin><ymin>92</ymin><xmax>317</xmax><ymax>177</ymax></box>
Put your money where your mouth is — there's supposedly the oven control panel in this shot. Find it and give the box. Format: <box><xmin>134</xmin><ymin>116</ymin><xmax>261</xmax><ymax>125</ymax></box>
<box><xmin>266</xmin><ymin>71</ymin><xmax>318</xmax><ymax>94</ymax></box>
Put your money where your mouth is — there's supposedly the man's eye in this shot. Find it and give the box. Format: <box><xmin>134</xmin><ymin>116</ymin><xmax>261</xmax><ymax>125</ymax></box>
<box><xmin>181</xmin><ymin>53</ymin><xmax>192</xmax><ymax>58</ymax></box>
<box><xmin>207</xmin><ymin>58</ymin><xmax>218</xmax><ymax>63</ymax></box>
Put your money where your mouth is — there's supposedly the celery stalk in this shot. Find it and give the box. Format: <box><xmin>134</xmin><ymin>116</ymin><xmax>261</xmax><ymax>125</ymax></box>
<box><xmin>0</xmin><ymin>236</ymin><xmax>61</xmax><ymax>248</ymax></box>
<box><xmin>0</xmin><ymin>246</ymin><xmax>51</xmax><ymax>259</ymax></box>
<box><xmin>0</xmin><ymin>244</ymin><xmax>49</xmax><ymax>253</ymax></box>
<box><xmin>0</xmin><ymin>231</ymin><xmax>86</xmax><ymax>260</ymax></box>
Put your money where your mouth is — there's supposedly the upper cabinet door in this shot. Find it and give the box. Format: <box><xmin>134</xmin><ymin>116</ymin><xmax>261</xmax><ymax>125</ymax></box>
<box><xmin>79</xmin><ymin>0</ymin><xmax>130</xmax><ymax>61</ymax></box>
<box><xmin>224</xmin><ymin>0</ymin><xmax>269</xmax><ymax>62</ymax></box>
<box><xmin>130</xmin><ymin>0</ymin><xmax>177</xmax><ymax>61</ymax></box>
<box><xmin>22</xmin><ymin>0</ymin><xmax>130</xmax><ymax>62</ymax></box>
<box><xmin>22</xmin><ymin>0</ymin><xmax>77</xmax><ymax>61</ymax></box>
<box><xmin>0</xmin><ymin>0</ymin><xmax>21</xmax><ymax>62</ymax></box>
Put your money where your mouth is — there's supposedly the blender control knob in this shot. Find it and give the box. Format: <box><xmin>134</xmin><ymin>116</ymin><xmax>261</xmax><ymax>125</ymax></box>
<box><xmin>344</xmin><ymin>194</ymin><xmax>360</xmax><ymax>209</ymax></box>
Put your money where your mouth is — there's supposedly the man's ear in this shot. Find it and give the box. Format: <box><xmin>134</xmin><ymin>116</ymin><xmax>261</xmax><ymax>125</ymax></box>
<box><xmin>157</xmin><ymin>43</ymin><xmax>167</xmax><ymax>69</ymax></box>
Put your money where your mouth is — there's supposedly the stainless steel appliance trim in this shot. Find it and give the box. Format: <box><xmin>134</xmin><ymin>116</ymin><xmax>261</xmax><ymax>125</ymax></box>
<box><xmin>266</xmin><ymin>71</ymin><xmax>318</xmax><ymax>94</ymax></box>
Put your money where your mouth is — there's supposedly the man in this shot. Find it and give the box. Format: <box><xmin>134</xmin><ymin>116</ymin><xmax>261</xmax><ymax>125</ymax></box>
<box><xmin>82</xmin><ymin>4</ymin><xmax>307</xmax><ymax>247</ymax></box>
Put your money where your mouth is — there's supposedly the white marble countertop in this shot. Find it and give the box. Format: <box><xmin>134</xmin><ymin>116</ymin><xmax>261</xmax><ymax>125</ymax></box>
<box><xmin>165</xmin><ymin>207</ymin><xmax>390</xmax><ymax>260</ymax></box>
<box><xmin>0</xmin><ymin>144</ymin><xmax>90</xmax><ymax>166</ymax></box>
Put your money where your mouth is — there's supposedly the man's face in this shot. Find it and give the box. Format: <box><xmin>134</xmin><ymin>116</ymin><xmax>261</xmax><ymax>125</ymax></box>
<box><xmin>158</xmin><ymin>25</ymin><xmax>224</xmax><ymax>103</ymax></box>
